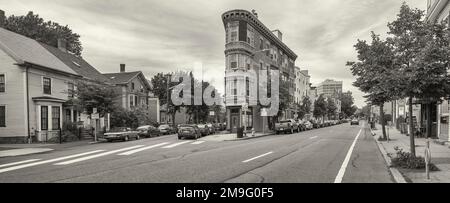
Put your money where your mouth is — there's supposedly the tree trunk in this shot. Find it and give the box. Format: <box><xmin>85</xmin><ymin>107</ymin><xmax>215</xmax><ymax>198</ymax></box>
<box><xmin>380</xmin><ymin>104</ymin><xmax>387</xmax><ymax>140</ymax></box>
<box><xmin>409</xmin><ymin>97</ymin><xmax>416</xmax><ymax>157</ymax></box>
<box><xmin>426</xmin><ymin>103</ymin><xmax>432</xmax><ymax>139</ymax></box>
<box><xmin>172</xmin><ymin>112</ymin><xmax>176</xmax><ymax>127</ymax></box>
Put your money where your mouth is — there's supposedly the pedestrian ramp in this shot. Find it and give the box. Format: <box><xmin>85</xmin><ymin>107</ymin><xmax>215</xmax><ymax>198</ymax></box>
<box><xmin>0</xmin><ymin>141</ymin><xmax>206</xmax><ymax>174</ymax></box>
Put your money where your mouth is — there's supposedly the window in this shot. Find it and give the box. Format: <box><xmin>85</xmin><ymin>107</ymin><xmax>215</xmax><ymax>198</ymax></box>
<box><xmin>135</xmin><ymin>96</ymin><xmax>138</xmax><ymax>106</ymax></box>
<box><xmin>41</xmin><ymin>106</ymin><xmax>48</xmax><ymax>130</ymax></box>
<box><xmin>52</xmin><ymin>106</ymin><xmax>60</xmax><ymax>130</ymax></box>
<box><xmin>0</xmin><ymin>74</ymin><xmax>5</xmax><ymax>93</ymax></box>
<box><xmin>230</xmin><ymin>54</ymin><xmax>238</xmax><ymax>69</ymax></box>
<box><xmin>130</xmin><ymin>95</ymin><xmax>134</xmax><ymax>107</ymax></box>
<box><xmin>65</xmin><ymin>109</ymin><xmax>71</xmax><ymax>122</ymax></box>
<box><xmin>246</xmin><ymin>78</ymin><xmax>250</xmax><ymax>97</ymax></box>
<box><xmin>260</xmin><ymin>39</ymin><xmax>264</xmax><ymax>50</ymax></box>
<box><xmin>0</xmin><ymin>106</ymin><xmax>5</xmax><ymax>127</ymax></box>
<box><xmin>68</xmin><ymin>83</ymin><xmax>74</xmax><ymax>98</ymax></box>
<box><xmin>73</xmin><ymin>110</ymin><xmax>78</xmax><ymax>122</ymax></box>
<box><xmin>131</xmin><ymin>83</ymin><xmax>135</xmax><ymax>90</ymax></box>
<box><xmin>43</xmin><ymin>77</ymin><xmax>51</xmax><ymax>95</ymax></box>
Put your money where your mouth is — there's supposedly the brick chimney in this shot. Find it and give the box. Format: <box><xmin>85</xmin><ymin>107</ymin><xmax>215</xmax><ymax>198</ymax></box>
<box><xmin>0</xmin><ymin>10</ymin><xmax>5</xmax><ymax>28</ymax></box>
<box><xmin>120</xmin><ymin>64</ymin><xmax>126</xmax><ymax>73</ymax></box>
<box><xmin>57</xmin><ymin>38</ymin><xmax>67</xmax><ymax>53</ymax></box>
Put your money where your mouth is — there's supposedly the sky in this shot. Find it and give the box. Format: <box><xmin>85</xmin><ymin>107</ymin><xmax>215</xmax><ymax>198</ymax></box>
<box><xmin>0</xmin><ymin>0</ymin><xmax>427</xmax><ymax>108</ymax></box>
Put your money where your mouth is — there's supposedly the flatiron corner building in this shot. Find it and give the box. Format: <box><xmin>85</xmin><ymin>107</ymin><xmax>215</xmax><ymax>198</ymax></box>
<box><xmin>222</xmin><ymin>10</ymin><xmax>298</xmax><ymax>133</ymax></box>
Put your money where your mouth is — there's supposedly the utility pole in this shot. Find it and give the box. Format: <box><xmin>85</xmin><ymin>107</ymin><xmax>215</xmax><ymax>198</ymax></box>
<box><xmin>166</xmin><ymin>74</ymin><xmax>171</xmax><ymax>125</ymax></box>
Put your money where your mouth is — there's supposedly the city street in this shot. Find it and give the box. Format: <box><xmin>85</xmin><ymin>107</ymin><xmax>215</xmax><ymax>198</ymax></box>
<box><xmin>0</xmin><ymin>122</ymin><xmax>394</xmax><ymax>183</ymax></box>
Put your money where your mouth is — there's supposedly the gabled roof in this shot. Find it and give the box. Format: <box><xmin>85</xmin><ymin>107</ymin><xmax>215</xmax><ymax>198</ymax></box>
<box><xmin>41</xmin><ymin>43</ymin><xmax>110</xmax><ymax>83</ymax></box>
<box><xmin>0</xmin><ymin>28</ymin><xmax>79</xmax><ymax>76</ymax></box>
<box><xmin>103</xmin><ymin>71</ymin><xmax>152</xmax><ymax>90</ymax></box>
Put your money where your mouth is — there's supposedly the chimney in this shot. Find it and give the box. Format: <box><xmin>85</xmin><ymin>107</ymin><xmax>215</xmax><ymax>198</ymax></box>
<box><xmin>57</xmin><ymin>38</ymin><xmax>67</xmax><ymax>53</ymax></box>
<box><xmin>0</xmin><ymin>10</ymin><xmax>5</xmax><ymax>28</ymax></box>
<box><xmin>120</xmin><ymin>64</ymin><xmax>126</xmax><ymax>73</ymax></box>
<box><xmin>272</xmin><ymin>30</ymin><xmax>283</xmax><ymax>41</ymax></box>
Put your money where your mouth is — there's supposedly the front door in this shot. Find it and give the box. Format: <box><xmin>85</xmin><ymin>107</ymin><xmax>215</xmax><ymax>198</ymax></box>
<box><xmin>231</xmin><ymin>115</ymin><xmax>240</xmax><ymax>133</ymax></box>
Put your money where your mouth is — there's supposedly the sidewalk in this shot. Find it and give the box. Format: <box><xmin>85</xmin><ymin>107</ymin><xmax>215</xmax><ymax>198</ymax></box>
<box><xmin>199</xmin><ymin>131</ymin><xmax>276</xmax><ymax>142</ymax></box>
<box><xmin>0</xmin><ymin>140</ymin><xmax>96</xmax><ymax>158</ymax></box>
<box><xmin>373</xmin><ymin>124</ymin><xmax>450</xmax><ymax>183</ymax></box>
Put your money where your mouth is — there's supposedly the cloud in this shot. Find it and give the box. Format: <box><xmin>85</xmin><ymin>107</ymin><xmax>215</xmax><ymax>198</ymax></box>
<box><xmin>0</xmin><ymin>0</ymin><xmax>427</xmax><ymax>108</ymax></box>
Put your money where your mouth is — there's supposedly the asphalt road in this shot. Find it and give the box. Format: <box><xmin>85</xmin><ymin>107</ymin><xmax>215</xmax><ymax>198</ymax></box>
<box><xmin>0</xmin><ymin>122</ymin><xmax>394</xmax><ymax>183</ymax></box>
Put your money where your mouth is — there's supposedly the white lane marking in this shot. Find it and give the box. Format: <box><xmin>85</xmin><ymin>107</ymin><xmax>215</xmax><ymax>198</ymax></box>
<box><xmin>191</xmin><ymin>141</ymin><xmax>205</xmax><ymax>145</ymax></box>
<box><xmin>162</xmin><ymin>141</ymin><xmax>191</xmax><ymax>149</ymax></box>
<box><xmin>118</xmin><ymin>143</ymin><xmax>170</xmax><ymax>156</ymax></box>
<box><xmin>242</xmin><ymin>152</ymin><xmax>274</xmax><ymax>163</ymax></box>
<box><xmin>54</xmin><ymin>146</ymin><xmax>144</xmax><ymax>165</ymax></box>
<box><xmin>0</xmin><ymin>159</ymin><xmax>41</xmax><ymax>168</ymax></box>
<box><xmin>0</xmin><ymin>150</ymin><xmax>105</xmax><ymax>174</ymax></box>
<box><xmin>334</xmin><ymin>128</ymin><xmax>363</xmax><ymax>183</ymax></box>
<box><xmin>309</xmin><ymin>136</ymin><xmax>318</xmax><ymax>139</ymax></box>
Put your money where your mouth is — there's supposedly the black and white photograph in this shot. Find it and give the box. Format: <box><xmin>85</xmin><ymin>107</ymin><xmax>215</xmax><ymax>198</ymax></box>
<box><xmin>0</xmin><ymin>0</ymin><xmax>449</xmax><ymax>192</ymax></box>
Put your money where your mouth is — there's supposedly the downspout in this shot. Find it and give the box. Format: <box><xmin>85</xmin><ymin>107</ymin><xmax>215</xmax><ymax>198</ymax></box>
<box><xmin>26</xmin><ymin>66</ymin><xmax>31</xmax><ymax>143</ymax></box>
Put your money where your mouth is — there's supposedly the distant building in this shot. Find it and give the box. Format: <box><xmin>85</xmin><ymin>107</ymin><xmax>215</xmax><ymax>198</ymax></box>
<box><xmin>294</xmin><ymin>67</ymin><xmax>311</xmax><ymax>105</ymax></box>
<box><xmin>317</xmin><ymin>79</ymin><xmax>343</xmax><ymax>98</ymax></box>
<box><xmin>103</xmin><ymin>64</ymin><xmax>160</xmax><ymax>125</ymax></box>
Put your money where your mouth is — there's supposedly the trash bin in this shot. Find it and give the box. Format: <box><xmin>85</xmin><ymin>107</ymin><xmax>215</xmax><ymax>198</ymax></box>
<box><xmin>237</xmin><ymin>127</ymin><xmax>244</xmax><ymax>138</ymax></box>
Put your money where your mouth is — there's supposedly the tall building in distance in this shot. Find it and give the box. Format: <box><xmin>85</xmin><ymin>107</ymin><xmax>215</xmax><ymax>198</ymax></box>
<box><xmin>317</xmin><ymin>79</ymin><xmax>343</xmax><ymax>98</ymax></box>
<box><xmin>222</xmin><ymin>9</ymin><xmax>298</xmax><ymax>132</ymax></box>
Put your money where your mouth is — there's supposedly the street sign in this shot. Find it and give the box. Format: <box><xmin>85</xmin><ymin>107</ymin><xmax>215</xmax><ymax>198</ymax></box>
<box><xmin>92</xmin><ymin>113</ymin><xmax>100</xmax><ymax>120</ymax></box>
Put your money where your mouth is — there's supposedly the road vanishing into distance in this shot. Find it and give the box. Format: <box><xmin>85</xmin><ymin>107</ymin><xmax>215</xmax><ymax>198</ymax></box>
<box><xmin>0</xmin><ymin>122</ymin><xmax>394</xmax><ymax>183</ymax></box>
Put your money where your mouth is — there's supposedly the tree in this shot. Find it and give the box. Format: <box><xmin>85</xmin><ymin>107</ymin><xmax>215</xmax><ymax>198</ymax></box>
<box><xmin>340</xmin><ymin>92</ymin><xmax>357</xmax><ymax>118</ymax></box>
<box><xmin>313</xmin><ymin>95</ymin><xmax>327</xmax><ymax>121</ymax></box>
<box><xmin>326</xmin><ymin>97</ymin><xmax>338</xmax><ymax>120</ymax></box>
<box><xmin>4</xmin><ymin>11</ymin><xmax>83</xmax><ymax>56</ymax></box>
<box><xmin>297</xmin><ymin>96</ymin><xmax>312</xmax><ymax>120</ymax></box>
<box><xmin>348</xmin><ymin>32</ymin><xmax>398</xmax><ymax>141</ymax></box>
<box><xmin>387</xmin><ymin>3</ymin><xmax>450</xmax><ymax>156</ymax></box>
<box><xmin>150</xmin><ymin>72</ymin><xmax>183</xmax><ymax>125</ymax></box>
<box><xmin>69</xmin><ymin>81</ymin><xmax>119</xmax><ymax>117</ymax></box>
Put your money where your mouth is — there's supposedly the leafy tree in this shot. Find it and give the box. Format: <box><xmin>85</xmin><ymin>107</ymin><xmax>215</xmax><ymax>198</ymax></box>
<box><xmin>4</xmin><ymin>11</ymin><xmax>83</xmax><ymax>56</ymax></box>
<box><xmin>69</xmin><ymin>81</ymin><xmax>119</xmax><ymax>117</ymax></box>
<box><xmin>150</xmin><ymin>72</ymin><xmax>183</xmax><ymax>125</ymax></box>
<box><xmin>340</xmin><ymin>92</ymin><xmax>357</xmax><ymax>118</ymax></box>
<box><xmin>327</xmin><ymin>97</ymin><xmax>338</xmax><ymax>120</ymax></box>
<box><xmin>348</xmin><ymin>32</ymin><xmax>398</xmax><ymax>140</ymax></box>
<box><xmin>387</xmin><ymin>4</ymin><xmax>450</xmax><ymax>156</ymax></box>
<box><xmin>313</xmin><ymin>95</ymin><xmax>327</xmax><ymax>121</ymax></box>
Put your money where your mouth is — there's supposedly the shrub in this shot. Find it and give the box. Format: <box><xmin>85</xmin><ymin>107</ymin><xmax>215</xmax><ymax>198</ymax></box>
<box><xmin>390</xmin><ymin>147</ymin><xmax>439</xmax><ymax>171</ymax></box>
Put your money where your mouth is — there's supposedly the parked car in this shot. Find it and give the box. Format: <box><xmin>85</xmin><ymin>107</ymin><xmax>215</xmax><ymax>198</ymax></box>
<box><xmin>137</xmin><ymin>125</ymin><xmax>161</xmax><ymax>138</ymax></box>
<box><xmin>310</xmin><ymin>120</ymin><xmax>320</xmax><ymax>129</ymax></box>
<box><xmin>104</xmin><ymin>127</ymin><xmax>139</xmax><ymax>142</ymax></box>
<box><xmin>214</xmin><ymin>123</ymin><xmax>222</xmax><ymax>132</ymax></box>
<box><xmin>303</xmin><ymin>121</ymin><xmax>313</xmax><ymax>130</ymax></box>
<box><xmin>206</xmin><ymin>123</ymin><xmax>216</xmax><ymax>134</ymax></box>
<box><xmin>275</xmin><ymin>120</ymin><xmax>298</xmax><ymax>134</ymax></box>
<box><xmin>159</xmin><ymin>124</ymin><xmax>175</xmax><ymax>135</ymax></box>
<box><xmin>351</xmin><ymin>119</ymin><xmax>360</xmax><ymax>125</ymax></box>
<box><xmin>178</xmin><ymin>124</ymin><xmax>201</xmax><ymax>140</ymax></box>
<box><xmin>296</xmin><ymin>120</ymin><xmax>306</xmax><ymax>132</ymax></box>
<box><xmin>197</xmin><ymin>124</ymin><xmax>210</xmax><ymax>136</ymax></box>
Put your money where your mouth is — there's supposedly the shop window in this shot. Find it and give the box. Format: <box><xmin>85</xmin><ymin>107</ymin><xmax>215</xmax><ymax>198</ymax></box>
<box><xmin>52</xmin><ymin>106</ymin><xmax>60</xmax><ymax>130</ymax></box>
<box><xmin>41</xmin><ymin>106</ymin><xmax>48</xmax><ymax>130</ymax></box>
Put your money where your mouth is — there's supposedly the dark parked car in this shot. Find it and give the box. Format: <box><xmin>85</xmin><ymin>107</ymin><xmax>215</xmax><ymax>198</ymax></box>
<box><xmin>275</xmin><ymin>120</ymin><xmax>298</xmax><ymax>134</ymax></box>
<box><xmin>197</xmin><ymin>124</ymin><xmax>210</xmax><ymax>136</ymax></box>
<box><xmin>178</xmin><ymin>125</ymin><xmax>201</xmax><ymax>140</ymax></box>
<box><xmin>158</xmin><ymin>124</ymin><xmax>175</xmax><ymax>135</ymax></box>
<box><xmin>137</xmin><ymin>125</ymin><xmax>161</xmax><ymax>138</ymax></box>
<box><xmin>104</xmin><ymin>127</ymin><xmax>139</xmax><ymax>142</ymax></box>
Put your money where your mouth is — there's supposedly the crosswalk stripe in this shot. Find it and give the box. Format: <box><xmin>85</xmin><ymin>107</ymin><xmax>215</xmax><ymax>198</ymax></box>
<box><xmin>162</xmin><ymin>141</ymin><xmax>191</xmax><ymax>149</ymax></box>
<box><xmin>118</xmin><ymin>143</ymin><xmax>170</xmax><ymax>156</ymax></box>
<box><xmin>0</xmin><ymin>159</ymin><xmax>41</xmax><ymax>168</ymax></box>
<box><xmin>191</xmin><ymin>141</ymin><xmax>205</xmax><ymax>145</ymax></box>
<box><xmin>0</xmin><ymin>150</ymin><xmax>105</xmax><ymax>174</ymax></box>
<box><xmin>54</xmin><ymin>146</ymin><xmax>144</xmax><ymax>165</ymax></box>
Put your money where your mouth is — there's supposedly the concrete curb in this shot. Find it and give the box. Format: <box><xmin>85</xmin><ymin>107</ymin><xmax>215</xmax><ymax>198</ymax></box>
<box><xmin>371</xmin><ymin>128</ymin><xmax>408</xmax><ymax>183</ymax></box>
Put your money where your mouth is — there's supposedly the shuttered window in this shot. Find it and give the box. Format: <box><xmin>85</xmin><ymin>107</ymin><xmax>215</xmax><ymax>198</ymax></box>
<box><xmin>0</xmin><ymin>106</ymin><xmax>5</xmax><ymax>127</ymax></box>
